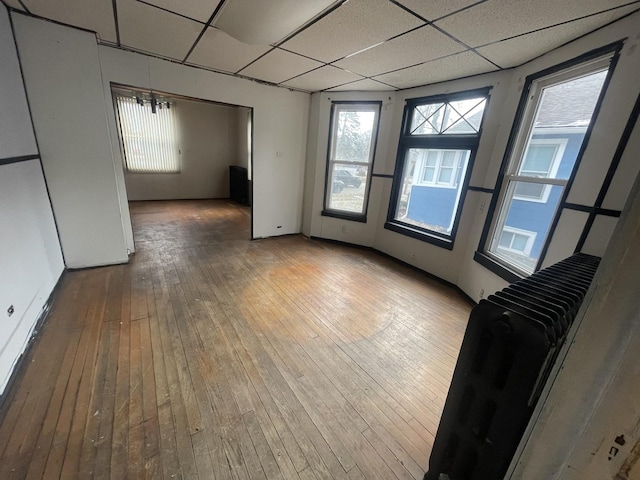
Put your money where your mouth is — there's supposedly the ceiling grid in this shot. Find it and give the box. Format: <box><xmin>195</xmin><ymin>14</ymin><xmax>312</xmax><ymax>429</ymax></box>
<box><xmin>4</xmin><ymin>0</ymin><xmax>638</xmax><ymax>92</ymax></box>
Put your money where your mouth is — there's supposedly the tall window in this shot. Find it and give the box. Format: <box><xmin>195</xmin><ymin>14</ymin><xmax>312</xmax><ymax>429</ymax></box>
<box><xmin>323</xmin><ymin>102</ymin><xmax>381</xmax><ymax>220</ymax></box>
<box><xmin>484</xmin><ymin>54</ymin><xmax>612</xmax><ymax>276</ymax></box>
<box><xmin>386</xmin><ymin>89</ymin><xmax>489</xmax><ymax>249</ymax></box>
<box><xmin>115</xmin><ymin>95</ymin><xmax>180</xmax><ymax>173</ymax></box>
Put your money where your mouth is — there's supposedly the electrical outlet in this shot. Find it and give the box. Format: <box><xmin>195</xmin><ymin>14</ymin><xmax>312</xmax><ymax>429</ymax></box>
<box><xmin>479</xmin><ymin>201</ymin><xmax>485</xmax><ymax>213</ymax></box>
<box><xmin>479</xmin><ymin>289</ymin><xmax>484</xmax><ymax>299</ymax></box>
<box><xmin>341</xmin><ymin>225</ymin><xmax>347</xmax><ymax>233</ymax></box>
<box><xmin>410</xmin><ymin>252</ymin><xmax>416</xmax><ymax>261</ymax></box>
<box><xmin>7</xmin><ymin>305</ymin><xmax>14</xmax><ymax>317</ymax></box>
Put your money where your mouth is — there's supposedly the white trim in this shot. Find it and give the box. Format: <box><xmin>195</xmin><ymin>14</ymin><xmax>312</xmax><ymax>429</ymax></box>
<box><xmin>513</xmin><ymin>137</ymin><xmax>568</xmax><ymax>203</ymax></box>
<box><xmin>496</xmin><ymin>226</ymin><xmax>537</xmax><ymax>256</ymax></box>
<box><xmin>413</xmin><ymin>149</ymin><xmax>468</xmax><ymax>189</ymax></box>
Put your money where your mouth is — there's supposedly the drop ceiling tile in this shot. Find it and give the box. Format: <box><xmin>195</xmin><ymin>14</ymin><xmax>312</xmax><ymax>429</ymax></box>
<box><xmin>3</xmin><ymin>0</ymin><xmax>26</xmax><ymax>11</ymax></box>
<box><xmin>140</xmin><ymin>0</ymin><xmax>221</xmax><ymax>23</ymax></box>
<box><xmin>395</xmin><ymin>0</ymin><xmax>483</xmax><ymax>21</ymax></box>
<box><xmin>373</xmin><ymin>50</ymin><xmax>496</xmax><ymax>89</ymax></box>
<box><xmin>118</xmin><ymin>0</ymin><xmax>203</xmax><ymax>61</ymax></box>
<box><xmin>436</xmin><ymin>0</ymin><xmax>639</xmax><ymax>47</ymax></box>
<box><xmin>188</xmin><ymin>27</ymin><xmax>271</xmax><ymax>73</ymax></box>
<box><xmin>334</xmin><ymin>25</ymin><xmax>465</xmax><ymax>77</ymax></box>
<box><xmin>281</xmin><ymin>65</ymin><xmax>364</xmax><ymax>92</ymax></box>
<box><xmin>238</xmin><ymin>48</ymin><xmax>323</xmax><ymax>84</ymax></box>
<box><xmin>24</xmin><ymin>0</ymin><xmax>117</xmax><ymax>42</ymax></box>
<box><xmin>327</xmin><ymin>78</ymin><xmax>396</xmax><ymax>91</ymax></box>
<box><xmin>477</xmin><ymin>5</ymin><xmax>640</xmax><ymax>67</ymax></box>
<box><xmin>280</xmin><ymin>0</ymin><xmax>424</xmax><ymax>63</ymax></box>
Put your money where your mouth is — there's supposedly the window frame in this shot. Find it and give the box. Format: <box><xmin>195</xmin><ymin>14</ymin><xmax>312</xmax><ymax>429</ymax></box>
<box><xmin>322</xmin><ymin>101</ymin><xmax>382</xmax><ymax>222</ymax></box>
<box><xmin>385</xmin><ymin>87</ymin><xmax>491</xmax><ymax>249</ymax></box>
<box><xmin>474</xmin><ymin>43</ymin><xmax>622</xmax><ymax>282</ymax></box>
<box><xmin>512</xmin><ymin>137</ymin><xmax>568</xmax><ymax>203</ymax></box>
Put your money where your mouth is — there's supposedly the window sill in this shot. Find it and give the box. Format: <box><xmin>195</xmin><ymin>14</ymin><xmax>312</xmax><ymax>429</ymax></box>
<box><xmin>321</xmin><ymin>210</ymin><xmax>367</xmax><ymax>223</ymax></box>
<box><xmin>384</xmin><ymin>221</ymin><xmax>454</xmax><ymax>250</ymax></box>
<box><xmin>473</xmin><ymin>251</ymin><xmax>523</xmax><ymax>283</ymax></box>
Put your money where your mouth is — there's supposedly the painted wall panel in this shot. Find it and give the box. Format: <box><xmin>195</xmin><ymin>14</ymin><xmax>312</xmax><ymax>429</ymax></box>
<box><xmin>0</xmin><ymin>7</ymin><xmax>37</xmax><ymax>160</ymax></box>
<box><xmin>13</xmin><ymin>14</ymin><xmax>129</xmax><ymax>268</ymax></box>
<box><xmin>0</xmin><ymin>5</ymin><xmax>64</xmax><ymax>395</ymax></box>
<box><xmin>602</xmin><ymin>112</ymin><xmax>640</xmax><ymax>211</ymax></box>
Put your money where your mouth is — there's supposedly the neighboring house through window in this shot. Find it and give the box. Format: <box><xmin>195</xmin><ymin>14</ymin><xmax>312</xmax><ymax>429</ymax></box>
<box><xmin>480</xmin><ymin>51</ymin><xmax>614</xmax><ymax>276</ymax></box>
<box><xmin>386</xmin><ymin>88</ymin><xmax>489</xmax><ymax>249</ymax></box>
<box><xmin>323</xmin><ymin>102</ymin><xmax>381</xmax><ymax>221</ymax></box>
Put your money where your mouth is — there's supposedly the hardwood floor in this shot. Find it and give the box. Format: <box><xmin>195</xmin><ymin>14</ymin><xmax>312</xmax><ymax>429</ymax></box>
<box><xmin>0</xmin><ymin>199</ymin><xmax>471</xmax><ymax>479</ymax></box>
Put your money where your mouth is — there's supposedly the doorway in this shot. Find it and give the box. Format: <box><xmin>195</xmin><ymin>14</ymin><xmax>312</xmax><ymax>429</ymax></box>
<box><xmin>111</xmin><ymin>84</ymin><xmax>253</xmax><ymax>249</ymax></box>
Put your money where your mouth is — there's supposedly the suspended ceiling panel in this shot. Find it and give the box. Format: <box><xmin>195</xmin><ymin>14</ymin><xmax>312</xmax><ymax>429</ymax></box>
<box><xmin>140</xmin><ymin>0</ymin><xmax>221</xmax><ymax>23</ymax></box>
<box><xmin>187</xmin><ymin>27</ymin><xmax>270</xmax><ymax>73</ymax></box>
<box><xmin>334</xmin><ymin>25</ymin><xmax>465</xmax><ymax>77</ymax></box>
<box><xmin>24</xmin><ymin>0</ymin><xmax>117</xmax><ymax>42</ymax></box>
<box><xmin>213</xmin><ymin>0</ymin><xmax>338</xmax><ymax>45</ymax></box>
<box><xmin>280</xmin><ymin>0</ymin><xmax>423</xmax><ymax>63</ymax></box>
<box><xmin>374</xmin><ymin>51</ymin><xmax>496</xmax><ymax>89</ymax></box>
<box><xmin>327</xmin><ymin>78</ymin><xmax>395</xmax><ymax>91</ymax></box>
<box><xmin>238</xmin><ymin>48</ymin><xmax>323</xmax><ymax>84</ymax></box>
<box><xmin>477</xmin><ymin>7</ymin><xmax>640</xmax><ymax>68</ymax></box>
<box><xmin>281</xmin><ymin>65</ymin><xmax>364</xmax><ymax>92</ymax></box>
<box><xmin>3</xmin><ymin>0</ymin><xmax>26</xmax><ymax>11</ymax></box>
<box><xmin>395</xmin><ymin>0</ymin><xmax>483</xmax><ymax>21</ymax></box>
<box><xmin>435</xmin><ymin>0</ymin><xmax>640</xmax><ymax>47</ymax></box>
<box><xmin>117</xmin><ymin>0</ymin><xmax>202</xmax><ymax>61</ymax></box>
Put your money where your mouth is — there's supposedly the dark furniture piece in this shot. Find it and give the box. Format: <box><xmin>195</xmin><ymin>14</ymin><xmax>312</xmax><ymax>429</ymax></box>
<box><xmin>229</xmin><ymin>165</ymin><xmax>249</xmax><ymax>206</ymax></box>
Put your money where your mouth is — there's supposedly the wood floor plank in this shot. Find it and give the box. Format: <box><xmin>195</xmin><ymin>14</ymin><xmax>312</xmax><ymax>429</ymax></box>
<box><xmin>0</xmin><ymin>199</ymin><xmax>472</xmax><ymax>479</ymax></box>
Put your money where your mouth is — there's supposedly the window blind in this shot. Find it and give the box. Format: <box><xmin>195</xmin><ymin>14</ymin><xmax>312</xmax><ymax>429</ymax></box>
<box><xmin>116</xmin><ymin>96</ymin><xmax>180</xmax><ymax>173</ymax></box>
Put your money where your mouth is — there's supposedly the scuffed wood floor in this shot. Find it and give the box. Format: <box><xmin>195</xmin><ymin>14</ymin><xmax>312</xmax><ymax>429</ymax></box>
<box><xmin>0</xmin><ymin>199</ymin><xmax>470</xmax><ymax>479</ymax></box>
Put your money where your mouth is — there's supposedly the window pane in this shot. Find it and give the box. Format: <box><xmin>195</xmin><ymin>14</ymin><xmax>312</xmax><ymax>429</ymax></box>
<box><xmin>327</xmin><ymin>164</ymin><xmax>366</xmax><ymax>214</ymax></box>
<box><xmin>442</xmin><ymin>98</ymin><xmax>487</xmax><ymax>134</ymax></box>
<box><xmin>334</xmin><ymin>110</ymin><xmax>376</xmax><ymax>163</ymax></box>
<box><xmin>524</xmin><ymin>70</ymin><xmax>607</xmax><ymax>180</ymax></box>
<box><xmin>511</xmin><ymin>234</ymin><xmax>528</xmax><ymax>251</ymax></box>
<box><xmin>499</xmin><ymin>231</ymin><xmax>513</xmax><ymax>248</ymax></box>
<box><xmin>410</xmin><ymin>103</ymin><xmax>444</xmax><ymax>134</ymax></box>
<box><xmin>394</xmin><ymin>148</ymin><xmax>470</xmax><ymax>234</ymax></box>
<box><xmin>423</xmin><ymin>167</ymin><xmax>435</xmax><ymax>183</ymax></box>
<box><xmin>520</xmin><ymin>145</ymin><xmax>556</xmax><ymax>175</ymax></box>
<box><xmin>514</xmin><ymin>182</ymin><xmax>546</xmax><ymax>199</ymax></box>
<box><xmin>437</xmin><ymin>167</ymin><xmax>453</xmax><ymax>184</ymax></box>
<box><xmin>490</xmin><ymin>181</ymin><xmax>563</xmax><ymax>274</ymax></box>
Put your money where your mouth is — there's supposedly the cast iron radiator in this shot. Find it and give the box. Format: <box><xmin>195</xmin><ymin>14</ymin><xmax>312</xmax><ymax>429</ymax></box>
<box><xmin>424</xmin><ymin>252</ymin><xmax>600</xmax><ymax>480</ymax></box>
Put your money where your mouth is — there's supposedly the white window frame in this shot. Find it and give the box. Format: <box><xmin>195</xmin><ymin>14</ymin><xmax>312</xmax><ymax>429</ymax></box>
<box><xmin>414</xmin><ymin>149</ymin><xmax>467</xmax><ymax>188</ymax></box>
<box><xmin>496</xmin><ymin>226</ymin><xmax>537</xmax><ymax>256</ymax></box>
<box><xmin>512</xmin><ymin>137</ymin><xmax>568</xmax><ymax>203</ymax></box>
<box><xmin>485</xmin><ymin>54</ymin><xmax>613</xmax><ymax>276</ymax></box>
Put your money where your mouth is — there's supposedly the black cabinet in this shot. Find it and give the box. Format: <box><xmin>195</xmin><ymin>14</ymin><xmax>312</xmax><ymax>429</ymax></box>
<box><xmin>229</xmin><ymin>165</ymin><xmax>249</xmax><ymax>205</ymax></box>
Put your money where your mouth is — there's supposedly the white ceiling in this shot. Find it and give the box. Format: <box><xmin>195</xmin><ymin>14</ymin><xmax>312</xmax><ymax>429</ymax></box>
<box><xmin>5</xmin><ymin>0</ymin><xmax>640</xmax><ymax>92</ymax></box>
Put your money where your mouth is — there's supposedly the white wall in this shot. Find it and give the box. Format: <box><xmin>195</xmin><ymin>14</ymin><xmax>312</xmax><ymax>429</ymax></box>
<box><xmin>96</xmin><ymin>42</ymin><xmax>309</xmax><ymax>242</ymax></box>
<box><xmin>303</xmin><ymin>10</ymin><xmax>640</xmax><ymax>295</ymax></box>
<box><xmin>124</xmin><ymin>99</ymin><xmax>244</xmax><ymax>201</ymax></box>
<box><xmin>13</xmin><ymin>14</ymin><xmax>130</xmax><ymax>268</ymax></box>
<box><xmin>0</xmin><ymin>6</ymin><xmax>64</xmax><ymax>395</ymax></box>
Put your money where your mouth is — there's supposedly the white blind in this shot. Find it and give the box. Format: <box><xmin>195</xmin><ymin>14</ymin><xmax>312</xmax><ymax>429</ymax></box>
<box><xmin>116</xmin><ymin>96</ymin><xmax>180</xmax><ymax>173</ymax></box>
